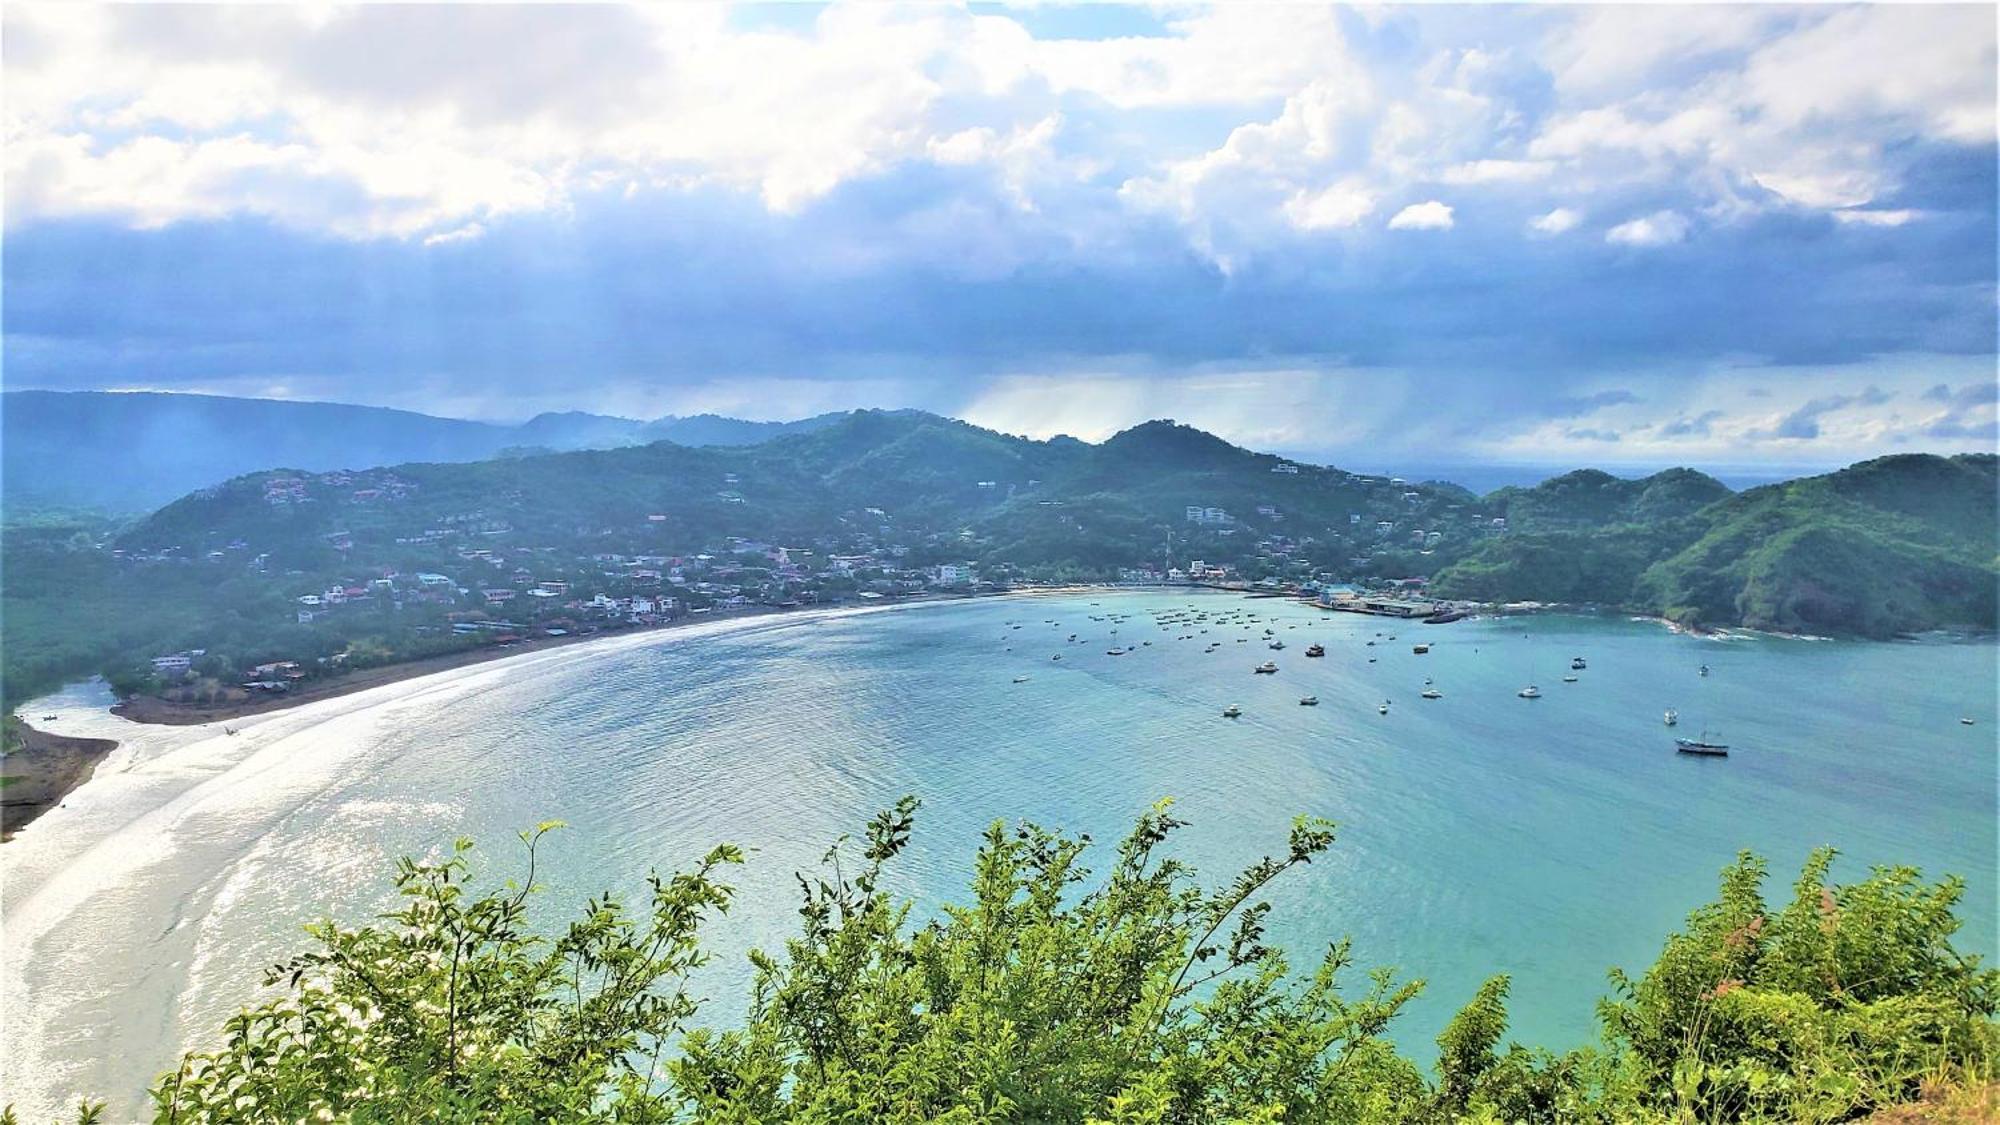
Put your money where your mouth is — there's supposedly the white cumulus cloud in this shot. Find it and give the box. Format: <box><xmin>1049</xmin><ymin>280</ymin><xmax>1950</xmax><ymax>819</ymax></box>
<box><xmin>1528</xmin><ymin>207</ymin><xmax>1583</xmax><ymax>235</ymax></box>
<box><xmin>1387</xmin><ymin>200</ymin><xmax>1453</xmax><ymax>230</ymax></box>
<box><xmin>1605</xmin><ymin>210</ymin><xmax>1690</xmax><ymax>246</ymax></box>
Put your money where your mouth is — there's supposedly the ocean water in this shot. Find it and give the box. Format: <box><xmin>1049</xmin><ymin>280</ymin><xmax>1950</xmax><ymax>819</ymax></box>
<box><xmin>5</xmin><ymin>591</ymin><xmax>1995</xmax><ymax>1117</ymax></box>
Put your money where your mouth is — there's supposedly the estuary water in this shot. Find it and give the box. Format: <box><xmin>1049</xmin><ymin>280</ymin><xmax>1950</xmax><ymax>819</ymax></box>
<box><xmin>5</xmin><ymin>591</ymin><xmax>1995</xmax><ymax>1117</ymax></box>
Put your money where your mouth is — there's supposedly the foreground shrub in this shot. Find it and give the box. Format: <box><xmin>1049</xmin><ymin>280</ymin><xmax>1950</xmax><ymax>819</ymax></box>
<box><xmin>9</xmin><ymin>800</ymin><xmax>1990</xmax><ymax>1122</ymax></box>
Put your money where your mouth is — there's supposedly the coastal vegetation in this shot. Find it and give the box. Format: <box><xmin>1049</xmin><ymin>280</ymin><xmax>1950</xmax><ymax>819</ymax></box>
<box><xmin>2</xmin><ymin>412</ymin><xmax>1993</xmax><ymax>735</ymax></box>
<box><xmin>1432</xmin><ymin>454</ymin><xmax>1999</xmax><ymax>638</ymax></box>
<box><xmin>15</xmin><ymin>800</ymin><xmax>1991</xmax><ymax>1123</ymax></box>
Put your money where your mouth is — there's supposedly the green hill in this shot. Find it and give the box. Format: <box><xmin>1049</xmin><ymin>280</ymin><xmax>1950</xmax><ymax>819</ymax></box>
<box><xmin>5</xmin><ymin>416</ymin><xmax>1992</xmax><ymax>716</ymax></box>
<box><xmin>1433</xmin><ymin>454</ymin><xmax>1998</xmax><ymax>637</ymax></box>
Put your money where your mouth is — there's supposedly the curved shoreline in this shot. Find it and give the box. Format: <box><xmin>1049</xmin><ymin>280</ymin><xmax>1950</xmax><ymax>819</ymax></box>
<box><xmin>1</xmin><ymin>585</ymin><xmax>1155</xmax><ymax>846</ymax></box>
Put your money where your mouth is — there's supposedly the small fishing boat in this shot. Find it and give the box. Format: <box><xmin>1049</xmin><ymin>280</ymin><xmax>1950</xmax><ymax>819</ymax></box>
<box><xmin>1412</xmin><ymin>643</ymin><xmax>1430</xmax><ymax>654</ymax></box>
<box><xmin>1699</xmin><ymin>664</ymin><xmax>1710</xmax><ymax>677</ymax></box>
<box><xmin>1675</xmin><ymin>736</ymin><xmax>1729</xmax><ymax>757</ymax></box>
<box><xmin>1518</xmin><ymin>684</ymin><xmax>1542</xmax><ymax>699</ymax></box>
<box><xmin>1377</xmin><ymin>701</ymin><xmax>1390</xmax><ymax>715</ymax></box>
<box><xmin>1106</xmin><ymin>648</ymin><xmax>1128</xmax><ymax>655</ymax></box>
<box><xmin>1012</xmin><ymin>676</ymin><xmax>1030</xmax><ymax>684</ymax></box>
<box><xmin>1299</xmin><ymin>696</ymin><xmax>1319</xmax><ymax>706</ymax></box>
<box><xmin>1570</xmin><ymin>657</ymin><xmax>1587</xmax><ymax>670</ymax></box>
<box><xmin>1961</xmin><ymin>717</ymin><xmax>1975</xmax><ymax>726</ymax></box>
<box><xmin>1663</xmin><ymin>709</ymin><xmax>1679</xmax><ymax>726</ymax></box>
<box><xmin>1222</xmin><ymin>705</ymin><xmax>1243</xmax><ymax>718</ymax></box>
<box><xmin>1051</xmin><ymin>654</ymin><xmax>1062</xmax><ymax>661</ymax></box>
<box><xmin>1421</xmin><ymin>688</ymin><xmax>1442</xmax><ymax>700</ymax></box>
<box><xmin>1305</xmin><ymin>644</ymin><xmax>1325</xmax><ymax>657</ymax></box>
<box><xmin>40</xmin><ymin>714</ymin><xmax>57</xmax><ymax>721</ymax></box>
<box><xmin>1561</xmin><ymin>675</ymin><xmax>1579</xmax><ymax>683</ymax></box>
<box><xmin>1253</xmin><ymin>661</ymin><xmax>1279</xmax><ymax>674</ymax></box>
<box><xmin>1269</xmin><ymin>640</ymin><xmax>1285</xmax><ymax>650</ymax></box>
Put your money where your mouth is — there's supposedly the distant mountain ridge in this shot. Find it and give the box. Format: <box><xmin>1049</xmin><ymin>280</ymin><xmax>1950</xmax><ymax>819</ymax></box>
<box><xmin>0</xmin><ymin>391</ymin><xmax>850</xmax><ymax>512</ymax></box>
<box><xmin>2</xmin><ymin>408</ymin><xmax>1993</xmax><ymax>717</ymax></box>
<box><xmin>115</xmin><ymin>409</ymin><xmax>1995</xmax><ymax>642</ymax></box>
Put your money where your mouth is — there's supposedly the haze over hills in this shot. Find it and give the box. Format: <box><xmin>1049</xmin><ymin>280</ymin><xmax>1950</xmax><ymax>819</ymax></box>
<box><xmin>0</xmin><ymin>391</ymin><xmax>851</xmax><ymax>512</ymax></box>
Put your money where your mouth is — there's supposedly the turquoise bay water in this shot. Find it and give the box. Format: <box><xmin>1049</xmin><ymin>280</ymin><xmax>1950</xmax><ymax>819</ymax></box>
<box><xmin>9</xmin><ymin>592</ymin><xmax>1996</xmax><ymax>1112</ymax></box>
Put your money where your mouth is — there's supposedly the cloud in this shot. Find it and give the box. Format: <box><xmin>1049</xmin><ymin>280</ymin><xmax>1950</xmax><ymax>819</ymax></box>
<box><xmin>1916</xmin><ymin>380</ymin><xmax>2000</xmax><ymax>440</ymax></box>
<box><xmin>1605</xmin><ymin>210</ymin><xmax>1690</xmax><ymax>246</ymax></box>
<box><xmin>1658</xmin><ymin>409</ymin><xmax>1726</xmax><ymax>438</ymax></box>
<box><xmin>1386</xmin><ymin>200</ymin><xmax>1454</xmax><ymax>230</ymax></box>
<box><xmin>1</xmin><ymin>4</ymin><xmax>1993</xmax><ymax>467</ymax></box>
<box><xmin>1528</xmin><ymin>207</ymin><xmax>1582</xmax><ymax>235</ymax></box>
<box><xmin>1768</xmin><ymin>384</ymin><xmax>1894</xmax><ymax>439</ymax></box>
<box><xmin>1438</xmin><ymin>159</ymin><xmax>1555</xmax><ymax>185</ymax></box>
<box><xmin>1284</xmin><ymin>180</ymin><xmax>1377</xmax><ymax>230</ymax></box>
<box><xmin>1832</xmin><ymin>209</ymin><xmax>1926</xmax><ymax>227</ymax></box>
<box><xmin>1563</xmin><ymin>426</ymin><xmax>1621</xmax><ymax>443</ymax></box>
<box><xmin>1547</xmin><ymin>389</ymin><xmax>1640</xmax><ymax>417</ymax></box>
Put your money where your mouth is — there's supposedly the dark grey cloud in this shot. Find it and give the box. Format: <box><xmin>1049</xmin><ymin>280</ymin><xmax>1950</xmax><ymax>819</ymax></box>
<box><xmin>1769</xmin><ymin>385</ymin><xmax>1893</xmax><ymax>440</ymax></box>
<box><xmin>1659</xmin><ymin>409</ymin><xmax>1726</xmax><ymax>438</ymax></box>
<box><xmin>1546</xmin><ymin>389</ymin><xmax>1641</xmax><ymax>417</ymax></box>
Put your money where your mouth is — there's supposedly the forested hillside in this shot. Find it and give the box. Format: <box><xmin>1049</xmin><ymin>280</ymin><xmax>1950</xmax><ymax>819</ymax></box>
<box><xmin>1432</xmin><ymin>454</ymin><xmax>1998</xmax><ymax>637</ymax></box>
<box><xmin>4</xmin><ymin>414</ymin><xmax>1992</xmax><ymax>717</ymax></box>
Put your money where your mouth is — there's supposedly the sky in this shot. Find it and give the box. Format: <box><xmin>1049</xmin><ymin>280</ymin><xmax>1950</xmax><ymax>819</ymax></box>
<box><xmin>3</xmin><ymin>2</ymin><xmax>1996</xmax><ymax>469</ymax></box>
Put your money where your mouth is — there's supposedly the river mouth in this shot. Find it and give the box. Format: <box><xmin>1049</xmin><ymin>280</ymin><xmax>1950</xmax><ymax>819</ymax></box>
<box><xmin>6</xmin><ymin>590</ymin><xmax>1995</xmax><ymax>1119</ymax></box>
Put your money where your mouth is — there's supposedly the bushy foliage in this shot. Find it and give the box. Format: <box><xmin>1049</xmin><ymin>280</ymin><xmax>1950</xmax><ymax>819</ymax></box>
<box><xmin>8</xmin><ymin>803</ymin><xmax>1992</xmax><ymax>1123</ymax></box>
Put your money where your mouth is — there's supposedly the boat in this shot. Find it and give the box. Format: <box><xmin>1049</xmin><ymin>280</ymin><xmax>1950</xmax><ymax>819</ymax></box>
<box><xmin>1377</xmin><ymin>701</ymin><xmax>1390</xmax><ymax>715</ymax></box>
<box><xmin>1106</xmin><ymin>648</ymin><xmax>1127</xmax><ymax>655</ymax></box>
<box><xmin>1299</xmin><ymin>696</ymin><xmax>1319</xmax><ymax>706</ymax></box>
<box><xmin>40</xmin><ymin>714</ymin><xmax>57</xmax><ymax>721</ymax></box>
<box><xmin>1268</xmin><ymin>640</ymin><xmax>1285</xmax><ymax>650</ymax></box>
<box><xmin>1412</xmin><ymin>643</ymin><xmax>1430</xmax><ymax>654</ymax></box>
<box><xmin>1421</xmin><ymin>689</ymin><xmax>1442</xmax><ymax>700</ymax></box>
<box><xmin>1570</xmin><ymin>657</ymin><xmax>1587</xmax><ymax>670</ymax></box>
<box><xmin>1253</xmin><ymin>661</ymin><xmax>1279</xmax><ymax>674</ymax></box>
<box><xmin>1012</xmin><ymin>676</ymin><xmax>1030</xmax><ymax>683</ymax></box>
<box><xmin>1305</xmin><ymin>644</ymin><xmax>1325</xmax><ymax>657</ymax></box>
<box><xmin>1423</xmin><ymin>675</ymin><xmax>1433</xmax><ymax>685</ymax></box>
<box><xmin>1222</xmin><ymin>705</ymin><xmax>1243</xmax><ymax>718</ymax></box>
<box><xmin>1675</xmin><ymin>736</ymin><xmax>1729</xmax><ymax>757</ymax></box>
<box><xmin>1561</xmin><ymin>675</ymin><xmax>1579</xmax><ymax>683</ymax></box>
<box><xmin>1663</xmin><ymin>709</ymin><xmax>1679</xmax><ymax>726</ymax></box>
<box><xmin>1051</xmin><ymin>654</ymin><xmax>1062</xmax><ymax>661</ymax></box>
<box><xmin>1518</xmin><ymin>685</ymin><xmax>1542</xmax><ymax>699</ymax></box>
<box><xmin>1699</xmin><ymin>664</ymin><xmax>1710</xmax><ymax>677</ymax></box>
<box><xmin>1963</xmin><ymin>717</ymin><xmax>1977</xmax><ymax>726</ymax></box>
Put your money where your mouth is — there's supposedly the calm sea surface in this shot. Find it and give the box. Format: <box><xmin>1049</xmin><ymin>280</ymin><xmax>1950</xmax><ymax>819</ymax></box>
<box><xmin>7</xmin><ymin>591</ymin><xmax>1995</xmax><ymax>1115</ymax></box>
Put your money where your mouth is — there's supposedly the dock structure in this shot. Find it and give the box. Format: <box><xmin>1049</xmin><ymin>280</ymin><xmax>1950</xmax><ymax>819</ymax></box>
<box><xmin>1318</xmin><ymin>592</ymin><xmax>1445</xmax><ymax>619</ymax></box>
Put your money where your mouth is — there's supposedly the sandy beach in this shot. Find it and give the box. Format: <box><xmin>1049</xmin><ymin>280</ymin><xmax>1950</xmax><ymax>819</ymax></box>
<box><xmin>0</xmin><ymin>724</ymin><xmax>120</xmax><ymax>841</ymax></box>
<box><xmin>0</xmin><ymin>596</ymin><xmax>932</xmax><ymax>1118</ymax></box>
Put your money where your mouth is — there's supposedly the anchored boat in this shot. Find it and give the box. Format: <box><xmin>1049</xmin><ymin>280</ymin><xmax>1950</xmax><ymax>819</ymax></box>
<box><xmin>1675</xmin><ymin>736</ymin><xmax>1729</xmax><ymax>757</ymax></box>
